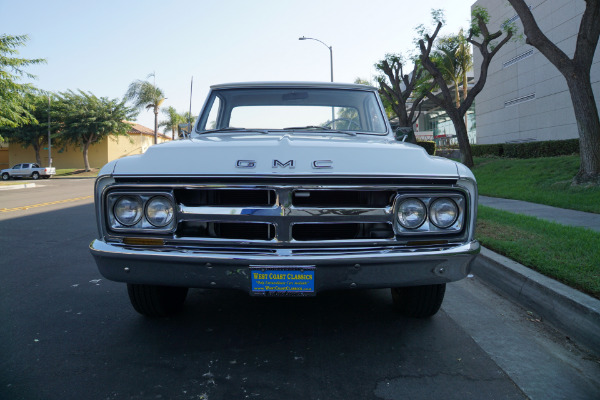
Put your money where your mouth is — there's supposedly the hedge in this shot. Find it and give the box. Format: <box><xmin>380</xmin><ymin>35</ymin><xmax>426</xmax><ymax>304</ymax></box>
<box><xmin>471</xmin><ymin>139</ymin><xmax>579</xmax><ymax>159</ymax></box>
<box><xmin>416</xmin><ymin>141</ymin><xmax>436</xmax><ymax>155</ymax></box>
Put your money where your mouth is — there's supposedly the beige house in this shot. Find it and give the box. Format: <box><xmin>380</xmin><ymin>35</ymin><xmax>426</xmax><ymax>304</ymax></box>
<box><xmin>0</xmin><ymin>146</ymin><xmax>8</xmax><ymax>170</ymax></box>
<box><xmin>7</xmin><ymin>123</ymin><xmax>170</xmax><ymax>169</ymax></box>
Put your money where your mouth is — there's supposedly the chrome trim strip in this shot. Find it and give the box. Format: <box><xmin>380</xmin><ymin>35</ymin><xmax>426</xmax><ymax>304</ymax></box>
<box><xmin>179</xmin><ymin>205</ymin><xmax>391</xmax><ymax>221</ymax></box>
<box><xmin>91</xmin><ymin>239</ymin><xmax>480</xmax><ymax>263</ymax></box>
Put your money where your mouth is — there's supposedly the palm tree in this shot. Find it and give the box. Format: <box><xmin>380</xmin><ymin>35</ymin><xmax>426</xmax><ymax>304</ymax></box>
<box><xmin>434</xmin><ymin>38</ymin><xmax>462</xmax><ymax>108</ymax></box>
<box><xmin>457</xmin><ymin>29</ymin><xmax>474</xmax><ymax>127</ymax></box>
<box><xmin>457</xmin><ymin>29</ymin><xmax>473</xmax><ymax>103</ymax></box>
<box><xmin>435</xmin><ymin>32</ymin><xmax>473</xmax><ymax>126</ymax></box>
<box><xmin>159</xmin><ymin>106</ymin><xmax>183</xmax><ymax>140</ymax></box>
<box><xmin>124</xmin><ymin>73</ymin><xmax>165</xmax><ymax>144</ymax></box>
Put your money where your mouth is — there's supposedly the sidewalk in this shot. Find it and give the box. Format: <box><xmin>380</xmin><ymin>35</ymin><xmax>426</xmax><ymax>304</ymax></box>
<box><xmin>475</xmin><ymin>195</ymin><xmax>600</xmax><ymax>354</ymax></box>
<box><xmin>479</xmin><ymin>195</ymin><xmax>600</xmax><ymax>232</ymax></box>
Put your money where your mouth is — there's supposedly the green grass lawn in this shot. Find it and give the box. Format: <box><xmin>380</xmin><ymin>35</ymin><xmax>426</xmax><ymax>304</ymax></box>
<box><xmin>472</xmin><ymin>156</ymin><xmax>600</xmax><ymax>213</ymax></box>
<box><xmin>54</xmin><ymin>168</ymin><xmax>99</xmax><ymax>177</ymax></box>
<box><xmin>477</xmin><ymin>205</ymin><xmax>600</xmax><ymax>299</ymax></box>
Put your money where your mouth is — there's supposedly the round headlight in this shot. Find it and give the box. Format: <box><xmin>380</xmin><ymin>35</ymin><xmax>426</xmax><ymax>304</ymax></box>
<box><xmin>430</xmin><ymin>198</ymin><xmax>458</xmax><ymax>228</ymax></box>
<box><xmin>145</xmin><ymin>196</ymin><xmax>174</xmax><ymax>227</ymax></box>
<box><xmin>397</xmin><ymin>198</ymin><xmax>427</xmax><ymax>229</ymax></box>
<box><xmin>114</xmin><ymin>196</ymin><xmax>143</xmax><ymax>226</ymax></box>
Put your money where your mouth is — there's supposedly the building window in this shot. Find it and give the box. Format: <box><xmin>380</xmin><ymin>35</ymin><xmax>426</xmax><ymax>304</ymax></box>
<box><xmin>504</xmin><ymin>93</ymin><xmax>536</xmax><ymax>107</ymax></box>
<box><xmin>503</xmin><ymin>49</ymin><xmax>534</xmax><ymax>68</ymax></box>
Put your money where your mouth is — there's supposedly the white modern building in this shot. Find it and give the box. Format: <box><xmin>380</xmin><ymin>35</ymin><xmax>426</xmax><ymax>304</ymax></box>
<box><xmin>472</xmin><ymin>0</ymin><xmax>600</xmax><ymax>144</ymax></box>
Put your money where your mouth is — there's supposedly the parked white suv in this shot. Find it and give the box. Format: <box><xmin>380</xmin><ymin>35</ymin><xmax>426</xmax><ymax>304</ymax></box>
<box><xmin>90</xmin><ymin>82</ymin><xmax>480</xmax><ymax>318</ymax></box>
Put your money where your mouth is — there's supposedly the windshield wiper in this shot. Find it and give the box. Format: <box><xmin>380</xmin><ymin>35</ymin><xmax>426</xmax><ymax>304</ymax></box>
<box><xmin>282</xmin><ymin>125</ymin><xmax>356</xmax><ymax>136</ymax></box>
<box><xmin>200</xmin><ymin>127</ymin><xmax>270</xmax><ymax>134</ymax></box>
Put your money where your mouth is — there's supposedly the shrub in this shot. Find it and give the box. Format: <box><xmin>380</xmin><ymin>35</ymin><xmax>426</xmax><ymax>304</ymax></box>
<box><xmin>471</xmin><ymin>139</ymin><xmax>579</xmax><ymax>159</ymax></box>
<box><xmin>471</xmin><ymin>144</ymin><xmax>503</xmax><ymax>157</ymax></box>
<box><xmin>416</xmin><ymin>141</ymin><xmax>436</xmax><ymax>155</ymax></box>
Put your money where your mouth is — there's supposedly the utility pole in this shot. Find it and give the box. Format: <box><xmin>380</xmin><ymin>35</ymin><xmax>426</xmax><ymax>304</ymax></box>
<box><xmin>48</xmin><ymin>95</ymin><xmax>52</xmax><ymax>167</ymax></box>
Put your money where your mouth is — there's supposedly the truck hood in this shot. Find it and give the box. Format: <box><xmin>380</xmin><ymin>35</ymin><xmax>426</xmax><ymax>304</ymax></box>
<box><xmin>110</xmin><ymin>133</ymin><xmax>459</xmax><ymax>178</ymax></box>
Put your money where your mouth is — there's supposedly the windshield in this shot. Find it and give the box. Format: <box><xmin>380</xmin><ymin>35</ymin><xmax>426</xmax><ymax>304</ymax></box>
<box><xmin>197</xmin><ymin>87</ymin><xmax>388</xmax><ymax>134</ymax></box>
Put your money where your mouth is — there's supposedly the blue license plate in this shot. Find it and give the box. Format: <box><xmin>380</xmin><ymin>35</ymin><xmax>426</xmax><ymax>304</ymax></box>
<box><xmin>250</xmin><ymin>266</ymin><xmax>315</xmax><ymax>296</ymax></box>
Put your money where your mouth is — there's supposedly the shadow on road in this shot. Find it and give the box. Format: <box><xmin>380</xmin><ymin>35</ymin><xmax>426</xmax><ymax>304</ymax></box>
<box><xmin>0</xmin><ymin>204</ymin><xmax>525</xmax><ymax>400</ymax></box>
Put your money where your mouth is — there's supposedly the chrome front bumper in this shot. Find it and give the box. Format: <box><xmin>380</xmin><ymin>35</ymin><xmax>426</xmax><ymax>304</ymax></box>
<box><xmin>89</xmin><ymin>239</ymin><xmax>480</xmax><ymax>292</ymax></box>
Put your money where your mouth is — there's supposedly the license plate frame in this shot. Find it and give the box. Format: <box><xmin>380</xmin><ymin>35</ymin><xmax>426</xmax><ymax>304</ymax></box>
<box><xmin>249</xmin><ymin>265</ymin><xmax>316</xmax><ymax>296</ymax></box>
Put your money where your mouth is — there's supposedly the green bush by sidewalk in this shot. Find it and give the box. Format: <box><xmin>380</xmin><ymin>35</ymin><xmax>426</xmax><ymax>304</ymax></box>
<box><xmin>416</xmin><ymin>141</ymin><xmax>436</xmax><ymax>155</ymax></box>
<box><xmin>471</xmin><ymin>138</ymin><xmax>579</xmax><ymax>158</ymax></box>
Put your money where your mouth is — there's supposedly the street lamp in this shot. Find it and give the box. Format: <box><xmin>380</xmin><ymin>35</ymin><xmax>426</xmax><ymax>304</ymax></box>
<box><xmin>299</xmin><ymin>36</ymin><xmax>333</xmax><ymax>82</ymax></box>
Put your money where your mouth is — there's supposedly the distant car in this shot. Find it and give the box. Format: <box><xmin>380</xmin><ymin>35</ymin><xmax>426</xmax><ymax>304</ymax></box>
<box><xmin>1</xmin><ymin>163</ymin><xmax>56</xmax><ymax>180</ymax></box>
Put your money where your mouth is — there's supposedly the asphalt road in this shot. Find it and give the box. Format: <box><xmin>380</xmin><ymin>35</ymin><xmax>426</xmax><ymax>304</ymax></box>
<box><xmin>1</xmin><ymin>179</ymin><xmax>599</xmax><ymax>400</ymax></box>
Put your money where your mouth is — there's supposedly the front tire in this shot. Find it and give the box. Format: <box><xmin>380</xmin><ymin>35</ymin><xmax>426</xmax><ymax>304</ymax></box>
<box><xmin>127</xmin><ymin>284</ymin><xmax>189</xmax><ymax>317</ymax></box>
<box><xmin>32</xmin><ymin>171</ymin><xmax>40</xmax><ymax>180</ymax></box>
<box><xmin>391</xmin><ymin>284</ymin><xmax>446</xmax><ymax>318</ymax></box>
<box><xmin>1</xmin><ymin>173</ymin><xmax>9</xmax><ymax>181</ymax></box>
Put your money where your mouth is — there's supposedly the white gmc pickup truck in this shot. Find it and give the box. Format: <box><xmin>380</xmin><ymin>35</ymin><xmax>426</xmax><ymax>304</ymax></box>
<box><xmin>90</xmin><ymin>82</ymin><xmax>480</xmax><ymax>318</ymax></box>
<box><xmin>1</xmin><ymin>163</ymin><xmax>56</xmax><ymax>180</ymax></box>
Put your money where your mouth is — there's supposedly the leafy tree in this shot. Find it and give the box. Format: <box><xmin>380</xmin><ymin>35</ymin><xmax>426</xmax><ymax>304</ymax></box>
<box><xmin>0</xmin><ymin>34</ymin><xmax>46</xmax><ymax>130</ymax></box>
<box><xmin>53</xmin><ymin>90</ymin><xmax>136</xmax><ymax>171</ymax></box>
<box><xmin>374</xmin><ymin>53</ymin><xmax>427</xmax><ymax>143</ymax></box>
<box><xmin>0</xmin><ymin>93</ymin><xmax>55</xmax><ymax>165</ymax></box>
<box><xmin>507</xmin><ymin>0</ymin><xmax>600</xmax><ymax>185</ymax></box>
<box><xmin>418</xmin><ymin>8</ymin><xmax>514</xmax><ymax>168</ymax></box>
<box><xmin>124</xmin><ymin>73</ymin><xmax>166</xmax><ymax>145</ymax></box>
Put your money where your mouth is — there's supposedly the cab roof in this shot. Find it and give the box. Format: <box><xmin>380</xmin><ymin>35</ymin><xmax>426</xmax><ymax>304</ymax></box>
<box><xmin>210</xmin><ymin>81</ymin><xmax>377</xmax><ymax>91</ymax></box>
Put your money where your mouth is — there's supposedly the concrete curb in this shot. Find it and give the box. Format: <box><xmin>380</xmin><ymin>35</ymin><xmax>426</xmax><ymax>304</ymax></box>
<box><xmin>474</xmin><ymin>247</ymin><xmax>600</xmax><ymax>354</ymax></box>
<box><xmin>0</xmin><ymin>183</ymin><xmax>36</xmax><ymax>190</ymax></box>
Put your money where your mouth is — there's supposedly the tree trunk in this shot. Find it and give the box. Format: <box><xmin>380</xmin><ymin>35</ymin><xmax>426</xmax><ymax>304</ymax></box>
<box><xmin>82</xmin><ymin>137</ymin><xmax>93</xmax><ymax>172</ymax></box>
<box><xmin>463</xmin><ymin>71</ymin><xmax>469</xmax><ymax>127</ymax></box>
<box><xmin>449</xmin><ymin>110</ymin><xmax>474</xmax><ymax>168</ymax></box>
<box><xmin>566</xmin><ymin>72</ymin><xmax>600</xmax><ymax>184</ymax></box>
<box><xmin>172</xmin><ymin>127</ymin><xmax>175</xmax><ymax>140</ymax></box>
<box><xmin>33</xmin><ymin>143</ymin><xmax>42</xmax><ymax>166</ymax></box>
<box><xmin>454</xmin><ymin>80</ymin><xmax>461</xmax><ymax>108</ymax></box>
<box><xmin>154</xmin><ymin>108</ymin><xmax>159</xmax><ymax>145</ymax></box>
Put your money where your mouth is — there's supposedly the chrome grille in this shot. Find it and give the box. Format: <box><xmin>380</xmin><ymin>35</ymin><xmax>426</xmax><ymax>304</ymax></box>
<box><xmin>174</xmin><ymin>187</ymin><xmax>397</xmax><ymax>244</ymax></box>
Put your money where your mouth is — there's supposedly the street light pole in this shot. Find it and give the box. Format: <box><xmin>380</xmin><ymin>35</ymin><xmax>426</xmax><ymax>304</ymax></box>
<box><xmin>298</xmin><ymin>36</ymin><xmax>333</xmax><ymax>82</ymax></box>
<box><xmin>299</xmin><ymin>36</ymin><xmax>335</xmax><ymax>127</ymax></box>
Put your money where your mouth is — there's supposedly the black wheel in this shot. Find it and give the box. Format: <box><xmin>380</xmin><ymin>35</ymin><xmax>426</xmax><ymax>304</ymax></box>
<box><xmin>391</xmin><ymin>284</ymin><xmax>446</xmax><ymax>318</ymax></box>
<box><xmin>127</xmin><ymin>284</ymin><xmax>189</xmax><ymax>317</ymax></box>
<box><xmin>32</xmin><ymin>171</ymin><xmax>40</xmax><ymax>180</ymax></box>
<box><xmin>1</xmin><ymin>173</ymin><xmax>9</xmax><ymax>181</ymax></box>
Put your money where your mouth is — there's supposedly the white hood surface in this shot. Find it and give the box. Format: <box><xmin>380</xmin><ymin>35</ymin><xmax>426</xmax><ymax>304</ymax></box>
<box><xmin>110</xmin><ymin>133</ymin><xmax>460</xmax><ymax>178</ymax></box>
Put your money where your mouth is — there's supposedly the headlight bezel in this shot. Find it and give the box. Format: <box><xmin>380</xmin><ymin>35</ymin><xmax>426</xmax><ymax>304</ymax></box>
<box><xmin>429</xmin><ymin>197</ymin><xmax>459</xmax><ymax>229</ymax></box>
<box><xmin>393</xmin><ymin>192</ymin><xmax>466</xmax><ymax>235</ymax></box>
<box><xmin>144</xmin><ymin>195</ymin><xmax>175</xmax><ymax>227</ymax></box>
<box><xmin>106</xmin><ymin>191</ymin><xmax>177</xmax><ymax>233</ymax></box>
<box><xmin>113</xmin><ymin>195</ymin><xmax>144</xmax><ymax>226</ymax></box>
<box><xmin>396</xmin><ymin>198</ymin><xmax>428</xmax><ymax>229</ymax></box>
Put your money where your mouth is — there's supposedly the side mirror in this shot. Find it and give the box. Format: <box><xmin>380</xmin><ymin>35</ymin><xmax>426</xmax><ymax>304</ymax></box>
<box><xmin>395</xmin><ymin>127</ymin><xmax>417</xmax><ymax>144</ymax></box>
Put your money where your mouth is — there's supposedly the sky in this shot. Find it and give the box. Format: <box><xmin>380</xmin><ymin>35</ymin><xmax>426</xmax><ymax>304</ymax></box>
<box><xmin>1</xmin><ymin>0</ymin><xmax>477</xmax><ymax>130</ymax></box>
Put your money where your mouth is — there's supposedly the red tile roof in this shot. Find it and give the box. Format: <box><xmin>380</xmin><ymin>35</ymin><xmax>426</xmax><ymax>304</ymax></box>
<box><xmin>125</xmin><ymin>121</ymin><xmax>169</xmax><ymax>138</ymax></box>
